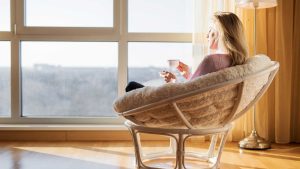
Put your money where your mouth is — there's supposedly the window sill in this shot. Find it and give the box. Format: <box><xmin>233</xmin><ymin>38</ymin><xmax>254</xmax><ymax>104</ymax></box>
<box><xmin>0</xmin><ymin>124</ymin><xmax>127</xmax><ymax>131</ymax></box>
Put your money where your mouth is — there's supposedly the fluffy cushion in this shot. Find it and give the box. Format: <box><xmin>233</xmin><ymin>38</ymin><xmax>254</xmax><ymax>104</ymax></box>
<box><xmin>113</xmin><ymin>55</ymin><xmax>273</xmax><ymax>129</ymax></box>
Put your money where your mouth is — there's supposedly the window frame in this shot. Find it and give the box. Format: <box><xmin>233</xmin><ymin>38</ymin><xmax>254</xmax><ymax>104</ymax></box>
<box><xmin>16</xmin><ymin>0</ymin><xmax>120</xmax><ymax>36</ymax></box>
<box><xmin>0</xmin><ymin>0</ymin><xmax>192</xmax><ymax>125</ymax></box>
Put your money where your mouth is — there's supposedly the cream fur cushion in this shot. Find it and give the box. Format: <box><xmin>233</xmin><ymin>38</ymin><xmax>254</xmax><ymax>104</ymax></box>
<box><xmin>113</xmin><ymin>54</ymin><xmax>273</xmax><ymax>129</ymax></box>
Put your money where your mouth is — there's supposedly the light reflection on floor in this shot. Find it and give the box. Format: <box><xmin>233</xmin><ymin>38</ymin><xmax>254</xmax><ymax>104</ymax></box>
<box><xmin>0</xmin><ymin>141</ymin><xmax>299</xmax><ymax>169</ymax></box>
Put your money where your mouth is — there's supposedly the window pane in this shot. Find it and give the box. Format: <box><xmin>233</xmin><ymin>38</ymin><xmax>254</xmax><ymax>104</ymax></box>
<box><xmin>0</xmin><ymin>41</ymin><xmax>11</xmax><ymax>116</ymax></box>
<box><xmin>25</xmin><ymin>0</ymin><xmax>113</xmax><ymax>27</ymax></box>
<box><xmin>128</xmin><ymin>42</ymin><xmax>192</xmax><ymax>84</ymax></box>
<box><xmin>21</xmin><ymin>42</ymin><xmax>118</xmax><ymax>117</ymax></box>
<box><xmin>129</xmin><ymin>0</ymin><xmax>193</xmax><ymax>32</ymax></box>
<box><xmin>0</xmin><ymin>0</ymin><xmax>10</xmax><ymax>31</ymax></box>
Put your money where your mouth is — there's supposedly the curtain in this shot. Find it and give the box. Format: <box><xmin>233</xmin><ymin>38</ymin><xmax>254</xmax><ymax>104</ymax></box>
<box><xmin>292</xmin><ymin>0</ymin><xmax>300</xmax><ymax>142</ymax></box>
<box><xmin>193</xmin><ymin>0</ymin><xmax>300</xmax><ymax>143</ymax></box>
<box><xmin>234</xmin><ymin>0</ymin><xmax>300</xmax><ymax>143</ymax></box>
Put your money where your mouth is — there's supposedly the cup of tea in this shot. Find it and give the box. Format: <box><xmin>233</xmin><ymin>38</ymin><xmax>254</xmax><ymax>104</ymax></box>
<box><xmin>167</xmin><ymin>59</ymin><xmax>180</xmax><ymax>71</ymax></box>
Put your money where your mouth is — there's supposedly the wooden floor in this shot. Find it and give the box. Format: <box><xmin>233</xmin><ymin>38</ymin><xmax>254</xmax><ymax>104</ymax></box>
<box><xmin>0</xmin><ymin>141</ymin><xmax>299</xmax><ymax>169</ymax></box>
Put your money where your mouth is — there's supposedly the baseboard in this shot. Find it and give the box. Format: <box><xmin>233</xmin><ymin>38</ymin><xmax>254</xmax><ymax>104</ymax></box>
<box><xmin>0</xmin><ymin>131</ymin><xmax>170</xmax><ymax>141</ymax></box>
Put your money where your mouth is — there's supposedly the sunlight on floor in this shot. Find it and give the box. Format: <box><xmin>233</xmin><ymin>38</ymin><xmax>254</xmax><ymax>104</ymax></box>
<box><xmin>0</xmin><ymin>142</ymin><xmax>299</xmax><ymax>169</ymax></box>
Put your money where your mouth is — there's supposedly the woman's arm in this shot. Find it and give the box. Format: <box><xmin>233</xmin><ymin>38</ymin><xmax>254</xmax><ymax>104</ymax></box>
<box><xmin>159</xmin><ymin>71</ymin><xmax>177</xmax><ymax>83</ymax></box>
<box><xmin>177</xmin><ymin>61</ymin><xmax>191</xmax><ymax>79</ymax></box>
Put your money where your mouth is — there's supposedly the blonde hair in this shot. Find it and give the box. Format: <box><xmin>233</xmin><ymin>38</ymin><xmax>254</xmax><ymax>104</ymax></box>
<box><xmin>213</xmin><ymin>12</ymin><xmax>248</xmax><ymax>65</ymax></box>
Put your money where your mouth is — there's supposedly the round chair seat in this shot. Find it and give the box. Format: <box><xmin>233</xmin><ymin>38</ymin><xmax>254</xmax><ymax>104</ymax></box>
<box><xmin>114</xmin><ymin>55</ymin><xmax>279</xmax><ymax>169</ymax></box>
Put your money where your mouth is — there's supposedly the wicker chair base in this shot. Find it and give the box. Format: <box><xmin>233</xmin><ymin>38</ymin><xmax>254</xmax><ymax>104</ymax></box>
<box><xmin>125</xmin><ymin>120</ymin><xmax>232</xmax><ymax>169</ymax></box>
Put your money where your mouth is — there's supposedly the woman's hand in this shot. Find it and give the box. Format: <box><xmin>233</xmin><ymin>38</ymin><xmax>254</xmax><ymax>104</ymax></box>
<box><xmin>159</xmin><ymin>71</ymin><xmax>176</xmax><ymax>83</ymax></box>
<box><xmin>177</xmin><ymin>61</ymin><xmax>190</xmax><ymax>79</ymax></box>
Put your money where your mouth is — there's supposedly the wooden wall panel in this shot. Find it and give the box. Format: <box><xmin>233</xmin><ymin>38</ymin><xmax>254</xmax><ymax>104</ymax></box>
<box><xmin>0</xmin><ymin>131</ymin><xmax>66</xmax><ymax>141</ymax></box>
<box><xmin>0</xmin><ymin>131</ymin><xmax>169</xmax><ymax>141</ymax></box>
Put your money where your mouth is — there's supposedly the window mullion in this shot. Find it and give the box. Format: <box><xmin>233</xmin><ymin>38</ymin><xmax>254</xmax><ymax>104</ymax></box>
<box><xmin>118</xmin><ymin>0</ymin><xmax>128</xmax><ymax>98</ymax></box>
<box><xmin>15</xmin><ymin>0</ymin><xmax>24</xmax><ymax>35</ymax></box>
<box><xmin>10</xmin><ymin>38</ymin><xmax>21</xmax><ymax>120</ymax></box>
<box><xmin>113</xmin><ymin>0</ymin><xmax>121</xmax><ymax>35</ymax></box>
<box><xmin>10</xmin><ymin>0</ymin><xmax>21</xmax><ymax>120</ymax></box>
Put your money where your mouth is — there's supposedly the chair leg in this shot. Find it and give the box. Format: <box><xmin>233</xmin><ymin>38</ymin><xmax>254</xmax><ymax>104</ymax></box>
<box><xmin>176</xmin><ymin>134</ymin><xmax>185</xmax><ymax>169</ymax></box>
<box><xmin>128</xmin><ymin>127</ymin><xmax>146</xmax><ymax>169</ymax></box>
<box><xmin>208</xmin><ymin>135</ymin><xmax>218</xmax><ymax>158</ymax></box>
<box><xmin>169</xmin><ymin>137</ymin><xmax>177</xmax><ymax>155</ymax></box>
<box><xmin>126</xmin><ymin>121</ymin><xmax>232</xmax><ymax>169</ymax></box>
<box><xmin>211</xmin><ymin>130</ymin><xmax>230</xmax><ymax>169</ymax></box>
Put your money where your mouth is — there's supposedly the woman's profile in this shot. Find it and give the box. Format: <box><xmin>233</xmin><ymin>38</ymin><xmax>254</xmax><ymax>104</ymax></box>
<box><xmin>126</xmin><ymin>12</ymin><xmax>248</xmax><ymax>92</ymax></box>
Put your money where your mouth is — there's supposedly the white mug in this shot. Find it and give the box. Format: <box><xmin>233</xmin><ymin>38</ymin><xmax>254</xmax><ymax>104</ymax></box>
<box><xmin>167</xmin><ymin>59</ymin><xmax>180</xmax><ymax>69</ymax></box>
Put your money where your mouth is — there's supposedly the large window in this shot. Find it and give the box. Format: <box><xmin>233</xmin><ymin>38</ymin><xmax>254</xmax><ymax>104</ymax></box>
<box><xmin>0</xmin><ymin>0</ymin><xmax>193</xmax><ymax>124</ymax></box>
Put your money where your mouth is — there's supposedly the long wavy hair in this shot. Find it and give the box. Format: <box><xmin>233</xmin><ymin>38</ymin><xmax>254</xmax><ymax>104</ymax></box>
<box><xmin>213</xmin><ymin>12</ymin><xmax>248</xmax><ymax>65</ymax></box>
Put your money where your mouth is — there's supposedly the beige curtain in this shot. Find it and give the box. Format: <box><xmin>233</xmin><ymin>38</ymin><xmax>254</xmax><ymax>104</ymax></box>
<box><xmin>292</xmin><ymin>0</ymin><xmax>300</xmax><ymax>142</ymax></box>
<box><xmin>193</xmin><ymin>0</ymin><xmax>300</xmax><ymax>143</ymax></box>
<box><xmin>234</xmin><ymin>0</ymin><xmax>300</xmax><ymax>143</ymax></box>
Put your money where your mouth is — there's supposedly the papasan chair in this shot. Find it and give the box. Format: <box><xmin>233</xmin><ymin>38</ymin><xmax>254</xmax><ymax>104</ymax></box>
<box><xmin>113</xmin><ymin>55</ymin><xmax>279</xmax><ymax>169</ymax></box>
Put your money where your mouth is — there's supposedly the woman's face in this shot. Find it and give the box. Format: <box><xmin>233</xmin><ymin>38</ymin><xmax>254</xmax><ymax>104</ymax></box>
<box><xmin>206</xmin><ymin>23</ymin><xmax>219</xmax><ymax>50</ymax></box>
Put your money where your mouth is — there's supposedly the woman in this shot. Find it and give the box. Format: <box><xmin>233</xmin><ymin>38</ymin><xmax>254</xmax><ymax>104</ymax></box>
<box><xmin>126</xmin><ymin>12</ymin><xmax>248</xmax><ymax>92</ymax></box>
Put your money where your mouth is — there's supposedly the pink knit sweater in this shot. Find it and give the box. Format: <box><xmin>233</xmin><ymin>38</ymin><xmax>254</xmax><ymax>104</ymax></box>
<box><xmin>190</xmin><ymin>54</ymin><xmax>232</xmax><ymax>80</ymax></box>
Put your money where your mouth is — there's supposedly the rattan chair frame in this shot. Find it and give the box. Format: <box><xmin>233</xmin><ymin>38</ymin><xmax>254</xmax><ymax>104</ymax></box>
<box><xmin>122</xmin><ymin>62</ymin><xmax>279</xmax><ymax>169</ymax></box>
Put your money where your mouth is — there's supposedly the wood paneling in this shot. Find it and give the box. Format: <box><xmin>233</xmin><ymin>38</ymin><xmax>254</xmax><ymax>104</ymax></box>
<box><xmin>0</xmin><ymin>131</ymin><xmax>169</xmax><ymax>141</ymax></box>
<box><xmin>0</xmin><ymin>131</ymin><xmax>66</xmax><ymax>141</ymax></box>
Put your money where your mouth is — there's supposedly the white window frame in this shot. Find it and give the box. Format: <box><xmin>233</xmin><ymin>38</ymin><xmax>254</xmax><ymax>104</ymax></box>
<box><xmin>0</xmin><ymin>0</ymin><xmax>192</xmax><ymax>125</ymax></box>
<box><xmin>16</xmin><ymin>0</ymin><xmax>120</xmax><ymax>36</ymax></box>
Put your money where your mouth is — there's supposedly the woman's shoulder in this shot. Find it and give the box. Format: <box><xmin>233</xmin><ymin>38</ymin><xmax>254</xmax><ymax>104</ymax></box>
<box><xmin>202</xmin><ymin>53</ymin><xmax>232</xmax><ymax>68</ymax></box>
<box><xmin>205</xmin><ymin>53</ymin><xmax>229</xmax><ymax>59</ymax></box>
<box><xmin>204</xmin><ymin>53</ymin><xmax>231</xmax><ymax>62</ymax></box>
